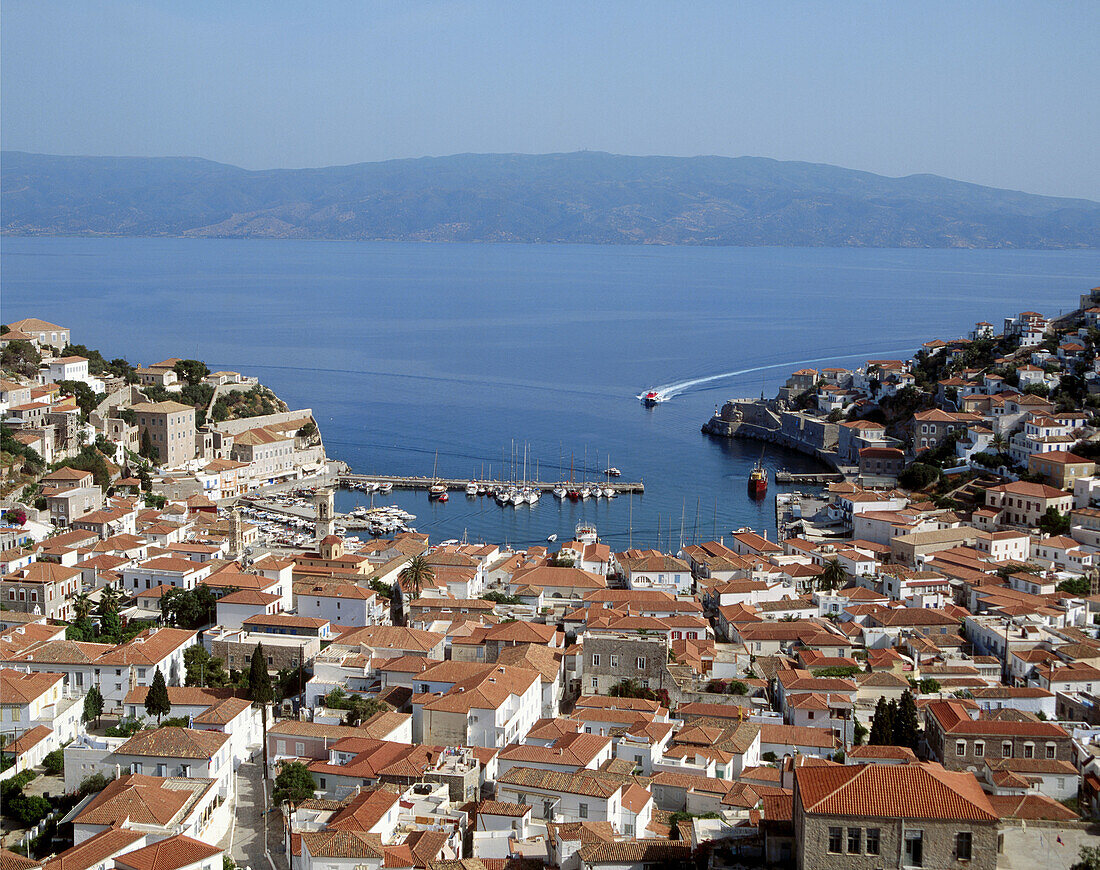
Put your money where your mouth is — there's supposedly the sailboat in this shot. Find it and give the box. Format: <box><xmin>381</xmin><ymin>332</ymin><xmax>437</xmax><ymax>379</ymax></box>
<box><xmin>428</xmin><ymin>451</ymin><xmax>448</xmax><ymax>501</ymax></box>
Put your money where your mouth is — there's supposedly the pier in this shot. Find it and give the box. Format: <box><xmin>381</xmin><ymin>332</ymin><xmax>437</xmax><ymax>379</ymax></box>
<box><xmin>337</xmin><ymin>473</ymin><xmax>645</xmax><ymax>494</ymax></box>
<box><xmin>774</xmin><ymin>470</ymin><xmax>844</xmax><ymax>485</ymax></box>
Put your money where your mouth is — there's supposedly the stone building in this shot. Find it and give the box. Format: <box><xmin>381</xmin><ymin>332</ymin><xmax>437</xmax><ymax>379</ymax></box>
<box><xmin>793</xmin><ymin>762</ymin><xmax>999</xmax><ymax>870</ymax></box>
<box><xmin>580</xmin><ymin>635</ymin><xmax>669</xmax><ymax>696</ymax></box>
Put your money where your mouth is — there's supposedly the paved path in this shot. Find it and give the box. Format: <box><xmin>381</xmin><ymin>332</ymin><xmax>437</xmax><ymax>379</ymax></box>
<box><xmin>229</xmin><ymin>758</ymin><xmax>288</xmax><ymax>870</ymax></box>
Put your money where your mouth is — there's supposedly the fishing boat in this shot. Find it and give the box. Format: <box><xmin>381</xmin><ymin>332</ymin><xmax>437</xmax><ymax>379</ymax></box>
<box><xmin>748</xmin><ymin>450</ymin><xmax>768</xmax><ymax>499</ymax></box>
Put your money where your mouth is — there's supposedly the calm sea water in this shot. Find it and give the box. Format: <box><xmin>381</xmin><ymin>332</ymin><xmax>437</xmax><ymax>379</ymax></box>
<box><xmin>3</xmin><ymin>238</ymin><xmax>1098</xmax><ymax>548</ymax></box>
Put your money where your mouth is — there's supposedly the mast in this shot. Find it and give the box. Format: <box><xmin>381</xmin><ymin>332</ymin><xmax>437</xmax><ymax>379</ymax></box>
<box><xmin>679</xmin><ymin>499</ymin><xmax>686</xmax><ymax>553</ymax></box>
<box><xmin>692</xmin><ymin>497</ymin><xmax>700</xmax><ymax>546</ymax></box>
<box><xmin>629</xmin><ymin>494</ymin><xmax>633</xmax><ymax>549</ymax></box>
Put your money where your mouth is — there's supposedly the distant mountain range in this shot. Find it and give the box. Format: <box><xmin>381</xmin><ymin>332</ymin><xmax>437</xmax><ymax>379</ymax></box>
<box><xmin>3</xmin><ymin>150</ymin><xmax>1098</xmax><ymax>248</ymax></box>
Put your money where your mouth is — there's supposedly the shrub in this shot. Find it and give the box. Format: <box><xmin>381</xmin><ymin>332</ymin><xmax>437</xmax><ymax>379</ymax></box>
<box><xmin>898</xmin><ymin>462</ymin><xmax>940</xmax><ymax>490</ymax></box>
<box><xmin>42</xmin><ymin>749</ymin><xmax>64</xmax><ymax>776</ymax></box>
<box><xmin>79</xmin><ymin>772</ymin><xmax>111</xmax><ymax>796</ymax></box>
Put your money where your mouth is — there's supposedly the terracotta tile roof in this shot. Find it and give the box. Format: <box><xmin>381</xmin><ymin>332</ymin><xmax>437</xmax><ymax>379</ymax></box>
<box><xmin>987</xmin><ymin>792</ymin><xmax>1079</xmax><ymax>821</ymax></box>
<box><xmin>796</xmin><ymin>762</ymin><xmax>997</xmax><ymax>821</ymax></box>
<box><xmin>74</xmin><ymin>773</ymin><xmax>207</xmax><ymax>826</ymax></box>
<box><xmin>113</xmin><ymin>834</ymin><xmax>222</xmax><ymax>870</ymax></box>
<box><xmin>192</xmin><ymin>696</ymin><xmax>252</xmax><ymax>726</ymax></box>
<box><xmin>300</xmin><ymin>831</ymin><xmax>384</xmax><ymax>860</ymax></box>
<box><xmin>497</xmin><ymin>766</ymin><xmax>622</xmax><ymax>798</ymax></box>
<box><xmin>545</xmin><ymin>821</ymin><xmax>617</xmax><ymax>844</ymax></box>
<box><xmin>41</xmin><ymin>828</ymin><xmax>144</xmax><ymax>870</ymax></box>
<box><xmin>846</xmin><ymin>744</ymin><xmax>917</xmax><ymax>761</ymax></box>
<box><xmin>0</xmin><ymin>668</ymin><xmax>63</xmax><ymax>704</ymax></box>
<box><xmin>0</xmin><ymin>851</ymin><xmax>40</xmax><ymax>870</ymax></box>
<box><xmin>116</xmin><ymin>726</ymin><xmax>230</xmax><ymax>759</ymax></box>
<box><xmin>95</xmin><ymin>628</ymin><xmax>197</xmax><ymax>667</ymax></box>
<box><xmin>6</xmin><ymin>724</ymin><xmax>52</xmax><ymax>755</ymax></box>
<box><xmin>467</xmin><ymin>800</ymin><xmax>531</xmax><ymax>817</ymax></box>
<box><xmin>327</xmin><ymin>788</ymin><xmax>401</xmax><ymax>832</ymax></box>
<box><xmin>577</xmin><ymin>841</ymin><xmax>690</xmax><ymax>864</ymax></box>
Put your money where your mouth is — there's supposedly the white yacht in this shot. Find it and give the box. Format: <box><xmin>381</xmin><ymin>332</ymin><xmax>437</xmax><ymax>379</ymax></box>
<box><xmin>466</xmin><ymin>480</ymin><xmax>479</xmax><ymax>496</ymax></box>
<box><xmin>525</xmin><ymin>489</ymin><xmax>540</xmax><ymax>505</ymax></box>
<box><xmin>552</xmin><ymin>484</ymin><xmax>567</xmax><ymax>499</ymax></box>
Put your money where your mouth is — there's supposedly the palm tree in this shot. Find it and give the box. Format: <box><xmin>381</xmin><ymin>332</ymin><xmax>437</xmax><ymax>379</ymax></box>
<box><xmin>819</xmin><ymin>558</ymin><xmax>848</xmax><ymax>592</ymax></box>
<box><xmin>399</xmin><ymin>554</ymin><xmax>434</xmax><ymax>602</ymax></box>
<box><xmin>991</xmin><ymin>432</ymin><xmax>1008</xmax><ymax>456</ymax></box>
<box><xmin>98</xmin><ymin>584</ymin><xmax>122</xmax><ymax>615</ymax></box>
<box><xmin>73</xmin><ymin>592</ymin><xmax>94</xmax><ymax>622</ymax></box>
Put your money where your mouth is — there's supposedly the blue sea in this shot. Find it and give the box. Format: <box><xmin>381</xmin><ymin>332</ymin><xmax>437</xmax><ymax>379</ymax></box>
<box><xmin>3</xmin><ymin>238</ymin><xmax>1098</xmax><ymax>548</ymax></box>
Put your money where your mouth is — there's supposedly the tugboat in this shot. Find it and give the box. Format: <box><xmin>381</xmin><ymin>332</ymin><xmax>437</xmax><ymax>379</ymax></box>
<box><xmin>748</xmin><ymin>449</ymin><xmax>768</xmax><ymax>499</ymax></box>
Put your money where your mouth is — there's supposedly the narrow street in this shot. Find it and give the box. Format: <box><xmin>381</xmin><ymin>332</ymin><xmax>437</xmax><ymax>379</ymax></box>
<box><xmin>226</xmin><ymin>757</ymin><xmax>288</xmax><ymax>870</ymax></box>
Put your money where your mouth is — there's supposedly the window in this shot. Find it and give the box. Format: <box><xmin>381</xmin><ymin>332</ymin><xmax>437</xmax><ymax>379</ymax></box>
<box><xmin>296</xmin><ymin>742</ymin><xmax>305</xmax><ymax>755</ymax></box>
<box><xmin>1046</xmin><ymin>744</ymin><xmax>1056</xmax><ymax>759</ymax></box>
<box><xmin>956</xmin><ymin>831</ymin><xmax>972</xmax><ymax>861</ymax></box>
<box><xmin>904</xmin><ymin>830</ymin><xmax>923</xmax><ymax>867</ymax></box>
<box><xmin>579</xmin><ymin>803</ymin><xmax>588</xmax><ymax>819</ymax></box>
<box><xmin>319</xmin><ymin>778</ymin><xmax>326</xmax><ymax>788</ymax></box>
<box><xmin>866</xmin><ymin>828</ymin><xmax>880</xmax><ymax>855</ymax></box>
<box><xmin>609</xmin><ymin>655</ymin><xmax>619</xmax><ymax>668</ymax></box>
<box><xmin>590</xmin><ymin>676</ymin><xmax>598</xmax><ymax>689</ymax></box>
<box><xmin>591</xmin><ymin>654</ymin><xmax>601</xmax><ymax>667</ymax></box>
<box><xmin>847</xmin><ymin>827</ymin><xmax>861</xmax><ymax>854</ymax></box>
<box><xmin>955</xmin><ymin>740</ymin><xmax>966</xmax><ymax>756</ymax></box>
<box><xmin>827</xmin><ymin>827</ymin><xmax>843</xmax><ymax>854</ymax></box>
<box><xmin>636</xmin><ymin>657</ymin><xmax>646</xmax><ymax>670</ymax></box>
<box><xmin>973</xmin><ymin>741</ymin><xmax>984</xmax><ymax>758</ymax></box>
<box><xmin>1002</xmin><ymin>741</ymin><xmax>1012</xmax><ymax>758</ymax></box>
<box><xmin>1024</xmin><ymin>743</ymin><xmax>1034</xmax><ymax>759</ymax></box>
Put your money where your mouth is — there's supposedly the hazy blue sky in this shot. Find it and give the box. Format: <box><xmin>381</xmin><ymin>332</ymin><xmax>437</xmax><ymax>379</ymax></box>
<box><xmin>3</xmin><ymin>1</ymin><xmax>1098</xmax><ymax>199</ymax></box>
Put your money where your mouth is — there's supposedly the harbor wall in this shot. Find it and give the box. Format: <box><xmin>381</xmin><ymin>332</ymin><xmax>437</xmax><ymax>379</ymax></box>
<box><xmin>702</xmin><ymin>400</ymin><xmax>843</xmax><ymax>471</ymax></box>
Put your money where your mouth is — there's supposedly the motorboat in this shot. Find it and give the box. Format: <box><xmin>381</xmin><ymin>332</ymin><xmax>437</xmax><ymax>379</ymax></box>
<box><xmin>378</xmin><ymin>482</ymin><xmax>393</xmax><ymax>494</ymax></box>
<box><xmin>466</xmin><ymin>480</ymin><xmax>479</xmax><ymax>496</ymax></box>
<box><xmin>547</xmin><ymin>533</ymin><xmax>557</xmax><ymax>543</ymax></box>
<box><xmin>605</xmin><ymin>467</ymin><xmax>621</xmax><ymax>477</ymax></box>
<box><xmin>552</xmin><ymin>484</ymin><xmax>567</xmax><ymax>499</ymax></box>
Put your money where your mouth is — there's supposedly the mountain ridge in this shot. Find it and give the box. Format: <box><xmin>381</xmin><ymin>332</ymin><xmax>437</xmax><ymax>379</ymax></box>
<box><xmin>3</xmin><ymin>150</ymin><xmax>1098</xmax><ymax>248</ymax></box>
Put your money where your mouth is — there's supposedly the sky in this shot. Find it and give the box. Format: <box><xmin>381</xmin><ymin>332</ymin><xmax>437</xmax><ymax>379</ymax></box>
<box><xmin>3</xmin><ymin>1</ymin><xmax>1099</xmax><ymax>200</ymax></box>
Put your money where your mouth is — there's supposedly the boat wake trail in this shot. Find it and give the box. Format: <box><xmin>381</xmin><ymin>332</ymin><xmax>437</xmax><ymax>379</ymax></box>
<box><xmin>639</xmin><ymin>347</ymin><xmax>914</xmax><ymax>402</ymax></box>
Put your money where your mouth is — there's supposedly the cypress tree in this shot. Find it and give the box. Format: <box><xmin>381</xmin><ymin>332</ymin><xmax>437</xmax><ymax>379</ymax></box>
<box><xmin>145</xmin><ymin>667</ymin><xmax>171</xmax><ymax>724</ymax></box>
<box><xmin>893</xmin><ymin>689</ymin><xmax>921</xmax><ymax>752</ymax></box>
<box><xmin>869</xmin><ymin>695</ymin><xmax>895</xmax><ymax>745</ymax></box>
<box><xmin>249</xmin><ymin>643</ymin><xmax>274</xmax><ymax>777</ymax></box>
<box><xmin>83</xmin><ymin>685</ymin><xmax>104</xmax><ymax>727</ymax></box>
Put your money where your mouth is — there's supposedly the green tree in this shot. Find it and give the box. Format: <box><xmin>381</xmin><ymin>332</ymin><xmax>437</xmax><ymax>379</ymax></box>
<box><xmin>249</xmin><ymin>644</ymin><xmax>274</xmax><ymax>775</ymax></box>
<box><xmin>272</xmin><ymin>761</ymin><xmax>316</xmax><ymax>807</ymax></box>
<box><xmin>1039</xmin><ymin>508</ymin><xmax>1072</xmax><ymax>536</ymax></box>
<box><xmin>56</xmin><ymin>380</ymin><xmax>102</xmax><ymax>418</ymax></box>
<box><xmin>42</xmin><ymin>748</ymin><xmax>64</xmax><ymax>776</ymax></box>
<box><xmin>0</xmin><ymin>339</ymin><xmax>41</xmax><ymax>378</ymax></box>
<box><xmin>892</xmin><ymin>689</ymin><xmax>921</xmax><ymax>751</ymax></box>
<box><xmin>173</xmin><ymin>359</ymin><xmax>211</xmax><ymax>386</ymax></box>
<box><xmin>398</xmin><ymin>554</ymin><xmax>435</xmax><ymax>604</ymax></box>
<box><xmin>83</xmin><ymin>686</ymin><xmax>104</xmax><ymax>727</ymax></box>
<box><xmin>72</xmin><ymin>592</ymin><xmax>94</xmax><ymax>622</ymax></box>
<box><xmin>898</xmin><ymin>462</ymin><xmax>941</xmax><ymax>491</ymax></box>
<box><xmin>79</xmin><ymin>772</ymin><xmax>111</xmax><ymax>796</ymax></box>
<box><xmin>145</xmin><ymin>668</ymin><xmax>172</xmax><ymax>724</ymax></box>
<box><xmin>184</xmin><ymin>644</ymin><xmax>229</xmax><ymax>687</ymax></box>
<box><xmin>853</xmin><ymin>716</ymin><xmax>867</xmax><ymax>746</ymax></box>
<box><xmin>818</xmin><ymin>559</ymin><xmax>848</xmax><ymax>592</ymax></box>
<box><xmin>1057</xmin><ymin>576</ymin><xmax>1092</xmax><ymax>596</ymax></box>
<box><xmin>869</xmin><ymin>696</ymin><xmax>895</xmax><ymax>746</ymax></box>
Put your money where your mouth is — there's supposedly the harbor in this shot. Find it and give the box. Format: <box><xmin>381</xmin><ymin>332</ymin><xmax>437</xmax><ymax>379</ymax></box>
<box><xmin>337</xmin><ymin>473</ymin><xmax>646</xmax><ymax>495</ymax></box>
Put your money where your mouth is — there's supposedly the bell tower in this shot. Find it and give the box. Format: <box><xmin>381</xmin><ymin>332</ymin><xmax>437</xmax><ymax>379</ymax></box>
<box><xmin>314</xmin><ymin>486</ymin><xmax>335</xmax><ymax>544</ymax></box>
<box><xmin>229</xmin><ymin>507</ymin><xmax>244</xmax><ymax>560</ymax></box>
